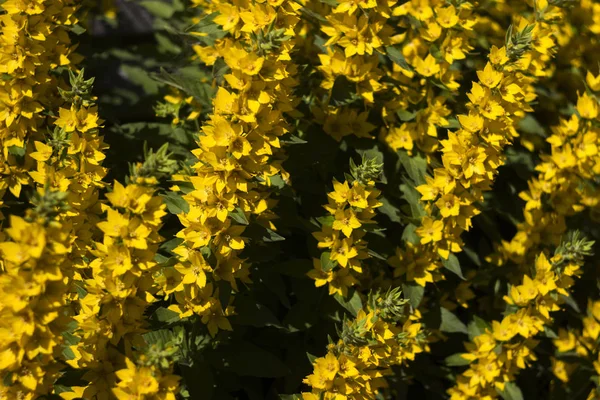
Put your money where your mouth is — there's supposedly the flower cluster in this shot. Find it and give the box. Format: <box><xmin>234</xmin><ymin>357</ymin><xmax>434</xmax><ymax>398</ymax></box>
<box><xmin>0</xmin><ymin>3</ymin><xmax>106</xmax><ymax>393</ymax></box>
<box><xmin>0</xmin><ymin>0</ymin><xmax>80</xmax><ymax>215</ymax></box>
<box><xmin>3</xmin><ymin>0</ymin><xmax>600</xmax><ymax>398</ymax></box>
<box><xmin>390</xmin><ymin>4</ymin><xmax>568</xmax><ymax>287</ymax></box>
<box><xmin>0</xmin><ymin>210</ymin><xmax>73</xmax><ymax>399</ymax></box>
<box><xmin>163</xmin><ymin>0</ymin><xmax>302</xmax><ymax>335</ymax></box>
<box><xmin>304</xmin><ymin>0</ymin><xmax>475</xmax><ymax>147</ymax></box>
<box><xmin>302</xmin><ymin>289</ymin><xmax>428</xmax><ymax>400</ymax></box>
<box><xmin>497</xmin><ymin>71</ymin><xmax>600</xmax><ymax>266</ymax></box>
<box><xmin>308</xmin><ymin>157</ymin><xmax>383</xmax><ymax>297</ymax></box>
<box><xmin>112</xmin><ymin>348</ymin><xmax>180</xmax><ymax>400</ymax></box>
<box><xmin>448</xmin><ymin>232</ymin><xmax>594</xmax><ymax>399</ymax></box>
<box><xmin>552</xmin><ymin>299</ymin><xmax>600</xmax><ymax>398</ymax></box>
<box><xmin>381</xmin><ymin>0</ymin><xmax>476</xmax><ymax>154</ymax></box>
<box><xmin>64</xmin><ymin>150</ymin><xmax>178</xmax><ymax>399</ymax></box>
<box><xmin>31</xmin><ymin>68</ymin><xmax>107</xmax><ymax>263</ymax></box>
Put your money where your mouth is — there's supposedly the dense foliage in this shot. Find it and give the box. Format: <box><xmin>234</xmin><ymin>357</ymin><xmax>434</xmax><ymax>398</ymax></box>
<box><xmin>2</xmin><ymin>0</ymin><xmax>600</xmax><ymax>399</ymax></box>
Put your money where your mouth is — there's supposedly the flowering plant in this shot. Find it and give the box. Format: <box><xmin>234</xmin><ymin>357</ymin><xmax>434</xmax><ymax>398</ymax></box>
<box><xmin>1</xmin><ymin>0</ymin><xmax>600</xmax><ymax>399</ymax></box>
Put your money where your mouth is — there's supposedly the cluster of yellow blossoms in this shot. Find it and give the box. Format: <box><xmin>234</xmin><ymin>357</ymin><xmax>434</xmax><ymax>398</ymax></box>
<box><xmin>0</xmin><ymin>1</ymin><xmax>106</xmax><ymax>397</ymax></box>
<box><xmin>553</xmin><ymin>299</ymin><xmax>600</xmax><ymax>399</ymax></box>
<box><xmin>165</xmin><ymin>0</ymin><xmax>303</xmax><ymax>334</ymax></box>
<box><xmin>498</xmin><ymin>72</ymin><xmax>600</xmax><ymax>267</ymax></box>
<box><xmin>66</xmin><ymin>163</ymin><xmax>178</xmax><ymax>399</ymax></box>
<box><xmin>308</xmin><ymin>157</ymin><xmax>382</xmax><ymax>297</ymax></box>
<box><xmin>302</xmin><ymin>289</ymin><xmax>428</xmax><ymax>400</ymax></box>
<box><xmin>0</xmin><ymin>0</ymin><xmax>80</xmax><ymax>213</ymax></box>
<box><xmin>381</xmin><ymin>0</ymin><xmax>476</xmax><ymax>154</ymax></box>
<box><xmin>3</xmin><ymin>0</ymin><xmax>600</xmax><ymax>398</ymax></box>
<box><xmin>306</xmin><ymin>0</ymin><xmax>475</xmax><ymax>148</ymax></box>
<box><xmin>449</xmin><ymin>233</ymin><xmax>593</xmax><ymax>399</ymax></box>
<box><xmin>0</xmin><ymin>211</ymin><xmax>74</xmax><ymax>398</ymax></box>
<box><xmin>0</xmin><ymin>1</ymin><xmax>182</xmax><ymax>399</ymax></box>
<box><xmin>392</xmin><ymin>1</ymin><xmax>568</xmax><ymax>287</ymax></box>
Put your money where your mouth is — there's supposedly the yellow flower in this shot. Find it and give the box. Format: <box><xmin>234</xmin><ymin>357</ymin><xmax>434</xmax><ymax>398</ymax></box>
<box><xmin>416</xmin><ymin>217</ymin><xmax>443</xmax><ymax>244</ymax></box>
<box><xmin>330</xmin><ymin>237</ymin><xmax>359</xmax><ymax>268</ymax></box>
<box><xmin>554</xmin><ymin>329</ymin><xmax>577</xmax><ymax>353</ymax></box>
<box><xmin>332</xmin><ymin>208</ymin><xmax>362</xmax><ymax>237</ymax></box>
<box><xmin>415</xmin><ymin>54</ymin><xmax>440</xmax><ymax>77</ymax></box>
<box><xmin>436</xmin><ymin>194</ymin><xmax>461</xmax><ymax>218</ymax></box>
<box><xmin>476</xmin><ymin>62</ymin><xmax>503</xmax><ymax>88</ymax></box>
<box><xmin>576</xmin><ymin>92</ymin><xmax>599</xmax><ymax>120</ymax></box>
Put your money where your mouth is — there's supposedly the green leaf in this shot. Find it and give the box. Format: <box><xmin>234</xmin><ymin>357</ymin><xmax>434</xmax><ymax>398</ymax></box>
<box><xmin>518</xmin><ymin>114</ymin><xmax>546</xmax><ymax>137</ymax></box>
<box><xmin>62</xmin><ymin>346</ymin><xmax>76</xmax><ymax>360</ymax></box>
<box><xmin>62</xmin><ymin>331</ymin><xmax>80</xmax><ymax>346</ymax></box>
<box><xmin>443</xmin><ymin>118</ymin><xmax>461</xmax><ymax>129</ymax></box>
<box><xmin>186</xmin><ymin>12</ymin><xmax>227</xmax><ymax>46</ymax></box>
<box><xmin>379</xmin><ymin>197</ymin><xmax>402</xmax><ymax>223</ymax></box>
<box><xmin>402</xmin><ymin>283</ymin><xmax>424</xmax><ymax>308</ymax></box>
<box><xmin>468</xmin><ymin>315</ymin><xmax>491</xmax><ymax>340</ymax></box>
<box><xmin>161</xmin><ymin>191</ymin><xmax>189</xmax><ymax>214</ymax></box>
<box><xmin>229</xmin><ymin>207</ymin><xmax>249</xmax><ymax>225</ymax></box>
<box><xmin>498</xmin><ymin>382</ymin><xmax>524</xmax><ymax>400</ymax></box>
<box><xmin>442</xmin><ymin>254</ymin><xmax>466</xmax><ymax>280</ymax></box>
<box><xmin>70</xmin><ymin>24</ymin><xmax>86</xmax><ymax>35</ymax></box>
<box><xmin>401</xmin><ymin>223</ymin><xmax>419</xmax><ymax>245</ymax></box>
<box><xmin>397</xmin><ymin>150</ymin><xmax>427</xmax><ymax>185</ymax></box>
<box><xmin>121</xmin><ymin>65</ymin><xmax>160</xmax><ymax>95</ymax></box>
<box><xmin>319</xmin><ymin>0</ymin><xmax>338</xmax><ymax>6</ymax></box>
<box><xmin>543</xmin><ymin>326</ymin><xmax>558</xmax><ymax>339</ymax></box>
<box><xmin>306</xmin><ymin>352</ymin><xmax>318</xmax><ymax>364</ymax></box>
<box><xmin>300</xmin><ymin>6</ymin><xmax>328</xmax><ymax>23</ymax></box>
<box><xmin>429</xmin><ymin>44</ymin><xmax>443</xmax><ymax>61</ymax></box>
<box><xmin>74</xmin><ymin>282</ymin><xmax>87</xmax><ymax>299</ymax></box>
<box><xmin>8</xmin><ymin>145</ymin><xmax>25</xmax><ymax>157</ymax></box>
<box><xmin>152</xmin><ymin>67</ymin><xmax>215</xmax><ymax>104</ymax></box>
<box><xmin>153</xmin><ymin>307</ymin><xmax>180</xmax><ymax>324</ymax></box>
<box><xmin>317</xmin><ymin>215</ymin><xmax>335</xmax><ymax>227</ymax></box>
<box><xmin>140</xmin><ymin>0</ymin><xmax>176</xmax><ymax>18</ymax></box>
<box><xmin>400</xmin><ymin>183</ymin><xmax>426</xmax><ymax>219</ymax></box>
<box><xmin>160</xmin><ymin>238</ymin><xmax>183</xmax><ymax>254</ymax></box>
<box><xmin>270</xmin><ymin>174</ymin><xmax>286</xmax><ymax>189</ymax></box>
<box><xmin>143</xmin><ymin>329</ymin><xmax>175</xmax><ymax>347</ymax></box>
<box><xmin>54</xmin><ymin>385</ymin><xmax>74</xmax><ymax>395</ymax></box>
<box><xmin>280</xmin><ymin>395</ymin><xmax>302</xmax><ymax>400</ymax></box>
<box><xmin>155</xmin><ymin>254</ymin><xmax>169</xmax><ymax>263</ymax></box>
<box><xmin>396</xmin><ymin>109</ymin><xmax>417</xmax><ymax>122</ymax></box>
<box><xmin>262</xmin><ymin>228</ymin><xmax>285</xmax><ymax>242</ymax></box>
<box><xmin>155</xmin><ymin>32</ymin><xmax>182</xmax><ymax>54</ymax></box>
<box><xmin>212</xmin><ymin>58</ymin><xmax>229</xmax><ymax>83</ymax></box>
<box><xmin>386</xmin><ymin>46</ymin><xmax>413</xmax><ymax>72</ymax></box>
<box><xmin>440</xmin><ymin>307</ymin><xmax>468</xmax><ymax>334</ymax></box>
<box><xmin>334</xmin><ymin>289</ymin><xmax>363</xmax><ymax>316</ymax></box>
<box><xmin>320</xmin><ymin>252</ymin><xmax>337</xmax><ymax>272</ymax></box>
<box><xmin>445</xmin><ymin>353</ymin><xmax>471</xmax><ymax>366</ymax></box>
<box><xmin>560</xmin><ymin>294</ymin><xmax>581</xmax><ymax>313</ymax></box>
<box><xmin>281</xmin><ymin>135</ymin><xmax>307</xmax><ymax>145</ymax></box>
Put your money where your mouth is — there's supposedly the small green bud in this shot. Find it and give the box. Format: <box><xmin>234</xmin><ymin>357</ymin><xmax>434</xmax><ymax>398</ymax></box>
<box><xmin>59</xmin><ymin>68</ymin><xmax>96</xmax><ymax>107</ymax></box>
<box><xmin>29</xmin><ymin>187</ymin><xmax>70</xmax><ymax>223</ymax></box>
<box><xmin>505</xmin><ymin>24</ymin><xmax>535</xmax><ymax>62</ymax></box>
<box><xmin>128</xmin><ymin>143</ymin><xmax>179</xmax><ymax>185</ymax></box>
<box><xmin>349</xmin><ymin>155</ymin><xmax>383</xmax><ymax>185</ymax></box>
<box><xmin>554</xmin><ymin>230</ymin><xmax>595</xmax><ymax>271</ymax></box>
